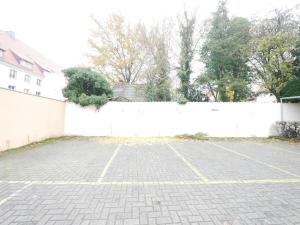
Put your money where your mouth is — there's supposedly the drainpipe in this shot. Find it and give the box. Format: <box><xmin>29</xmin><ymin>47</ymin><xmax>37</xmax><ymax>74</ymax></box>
<box><xmin>280</xmin><ymin>98</ymin><xmax>283</xmax><ymax>121</ymax></box>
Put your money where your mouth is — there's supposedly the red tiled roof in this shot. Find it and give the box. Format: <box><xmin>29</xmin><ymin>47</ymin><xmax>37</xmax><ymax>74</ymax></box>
<box><xmin>0</xmin><ymin>31</ymin><xmax>62</xmax><ymax>76</ymax></box>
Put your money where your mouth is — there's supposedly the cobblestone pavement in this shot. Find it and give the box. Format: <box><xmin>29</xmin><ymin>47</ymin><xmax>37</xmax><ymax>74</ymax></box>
<box><xmin>102</xmin><ymin>144</ymin><xmax>198</xmax><ymax>182</ymax></box>
<box><xmin>0</xmin><ymin>139</ymin><xmax>300</xmax><ymax>225</ymax></box>
<box><xmin>0</xmin><ymin>140</ymin><xmax>117</xmax><ymax>182</ymax></box>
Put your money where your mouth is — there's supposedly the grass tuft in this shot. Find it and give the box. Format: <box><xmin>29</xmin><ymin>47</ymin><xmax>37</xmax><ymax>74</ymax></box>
<box><xmin>0</xmin><ymin>136</ymin><xmax>80</xmax><ymax>157</ymax></box>
<box><xmin>175</xmin><ymin>132</ymin><xmax>208</xmax><ymax>141</ymax></box>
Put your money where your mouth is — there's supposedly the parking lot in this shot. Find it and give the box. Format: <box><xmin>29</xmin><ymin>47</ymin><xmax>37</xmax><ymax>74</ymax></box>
<box><xmin>0</xmin><ymin>138</ymin><xmax>300</xmax><ymax>225</ymax></box>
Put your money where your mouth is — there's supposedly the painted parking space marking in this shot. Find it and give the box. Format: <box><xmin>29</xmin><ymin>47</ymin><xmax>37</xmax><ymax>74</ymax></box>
<box><xmin>0</xmin><ymin>183</ymin><xmax>32</xmax><ymax>206</ymax></box>
<box><xmin>98</xmin><ymin>144</ymin><xmax>122</xmax><ymax>182</ymax></box>
<box><xmin>167</xmin><ymin>143</ymin><xmax>209</xmax><ymax>182</ymax></box>
<box><xmin>207</xmin><ymin>178</ymin><xmax>300</xmax><ymax>184</ymax></box>
<box><xmin>1</xmin><ymin>178</ymin><xmax>300</xmax><ymax>186</ymax></box>
<box><xmin>208</xmin><ymin>141</ymin><xmax>300</xmax><ymax>178</ymax></box>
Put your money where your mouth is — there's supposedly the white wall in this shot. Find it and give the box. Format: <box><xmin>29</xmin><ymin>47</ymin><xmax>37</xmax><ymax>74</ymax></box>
<box><xmin>64</xmin><ymin>102</ymin><xmax>300</xmax><ymax>137</ymax></box>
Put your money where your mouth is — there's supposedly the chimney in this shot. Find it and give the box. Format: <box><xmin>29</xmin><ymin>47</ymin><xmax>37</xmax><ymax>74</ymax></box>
<box><xmin>6</xmin><ymin>31</ymin><xmax>16</xmax><ymax>39</ymax></box>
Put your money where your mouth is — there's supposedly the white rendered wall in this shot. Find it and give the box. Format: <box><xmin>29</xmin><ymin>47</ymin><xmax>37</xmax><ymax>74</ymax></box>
<box><xmin>64</xmin><ymin>102</ymin><xmax>300</xmax><ymax>137</ymax></box>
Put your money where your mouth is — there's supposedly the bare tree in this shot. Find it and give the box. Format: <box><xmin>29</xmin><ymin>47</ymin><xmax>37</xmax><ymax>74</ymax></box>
<box><xmin>89</xmin><ymin>14</ymin><xmax>149</xmax><ymax>84</ymax></box>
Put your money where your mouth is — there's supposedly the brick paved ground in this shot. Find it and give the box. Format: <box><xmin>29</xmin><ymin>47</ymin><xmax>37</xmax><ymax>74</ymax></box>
<box><xmin>0</xmin><ymin>138</ymin><xmax>300</xmax><ymax>225</ymax></box>
<box><xmin>0</xmin><ymin>140</ymin><xmax>117</xmax><ymax>182</ymax></box>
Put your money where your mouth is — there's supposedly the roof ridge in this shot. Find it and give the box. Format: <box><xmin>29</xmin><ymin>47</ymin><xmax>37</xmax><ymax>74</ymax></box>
<box><xmin>0</xmin><ymin>31</ymin><xmax>62</xmax><ymax>74</ymax></box>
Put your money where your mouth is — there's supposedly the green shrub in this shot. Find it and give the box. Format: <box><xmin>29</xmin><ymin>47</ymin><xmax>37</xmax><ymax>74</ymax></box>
<box><xmin>146</xmin><ymin>81</ymin><xmax>171</xmax><ymax>102</ymax></box>
<box><xmin>281</xmin><ymin>78</ymin><xmax>300</xmax><ymax>99</ymax></box>
<box><xmin>177</xmin><ymin>95</ymin><xmax>188</xmax><ymax>105</ymax></box>
<box><xmin>63</xmin><ymin>67</ymin><xmax>112</xmax><ymax>109</ymax></box>
<box><xmin>276</xmin><ymin>121</ymin><xmax>300</xmax><ymax>138</ymax></box>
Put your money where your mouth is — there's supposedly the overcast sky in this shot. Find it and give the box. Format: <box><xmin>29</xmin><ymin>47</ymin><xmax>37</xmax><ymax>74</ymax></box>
<box><xmin>1</xmin><ymin>0</ymin><xmax>299</xmax><ymax>69</ymax></box>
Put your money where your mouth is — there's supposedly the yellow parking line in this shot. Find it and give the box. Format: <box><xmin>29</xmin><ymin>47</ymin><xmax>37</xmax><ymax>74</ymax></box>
<box><xmin>3</xmin><ymin>180</ymin><xmax>206</xmax><ymax>186</ymax></box>
<box><xmin>207</xmin><ymin>178</ymin><xmax>300</xmax><ymax>184</ymax></box>
<box><xmin>167</xmin><ymin>143</ymin><xmax>209</xmax><ymax>182</ymax></box>
<box><xmin>2</xmin><ymin>179</ymin><xmax>300</xmax><ymax>186</ymax></box>
<box><xmin>98</xmin><ymin>144</ymin><xmax>122</xmax><ymax>182</ymax></box>
<box><xmin>208</xmin><ymin>141</ymin><xmax>300</xmax><ymax>178</ymax></box>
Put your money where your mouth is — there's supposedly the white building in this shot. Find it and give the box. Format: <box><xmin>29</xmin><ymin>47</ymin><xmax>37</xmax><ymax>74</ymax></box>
<box><xmin>0</xmin><ymin>31</ymin><xmax>65</xmax><ymax>100</ymax></box>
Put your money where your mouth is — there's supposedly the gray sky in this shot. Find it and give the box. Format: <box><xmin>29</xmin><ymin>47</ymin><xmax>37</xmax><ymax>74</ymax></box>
<box><xmin>1</xmin><ymin>0</ymin><xmax>299</xmax><ymax>68</ymax></box>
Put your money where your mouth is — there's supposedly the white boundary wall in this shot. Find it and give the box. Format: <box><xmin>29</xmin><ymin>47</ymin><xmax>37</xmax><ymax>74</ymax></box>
<box><xmin>64</xmin><ymin>102</ymin><xmax>300</xmax><ymax>137</ymax></box>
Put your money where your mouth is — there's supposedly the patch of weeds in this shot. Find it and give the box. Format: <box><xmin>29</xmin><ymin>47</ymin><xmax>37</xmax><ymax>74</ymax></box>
<box><xmin>0</xmin><ymin>136</ymin><xmax>81</xmax><ymax>157</ymax></box>
<box><xmin>175</xmin><ymin>132</ymin><xmax>208</xmax><ymax>141</ymax></box>
<box><xmin>269</xmin><ymin>135</ymin><xmax>300</xmax><ymax>142</ymax></box>
<box><xmin>268</xmin><ymin>136</ymin><xmax>300</xmax><ymax>146</ymax></box>
<box><xmin>94</xmin><ymin>137</ymin><xmax>184</xmax><ymax>144</ymax></box>
<box><xmin>207</xmin><ymin>136</ymin><xmax>300</xmax><ymax>147</ymax></box>
<box><xmin>208</xmin><ymin>137</ymin><xmax>270</xmax><ymax>142</ymax></box>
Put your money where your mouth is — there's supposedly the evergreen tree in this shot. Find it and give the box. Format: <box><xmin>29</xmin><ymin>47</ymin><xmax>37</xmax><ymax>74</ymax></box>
<box><xmin>200</xmin><ymin>0</ymin><xmax>252</xmax><ymax>102</ymax></box>
<box><xmin>177</xmin><ymin>11</ymin><xmax>196</xmax><ymax>100</ymax></box>
<box><xmin>145</xmin><ymin>24</ymin><xmax>171</xmax><ymax>101</ymax></box>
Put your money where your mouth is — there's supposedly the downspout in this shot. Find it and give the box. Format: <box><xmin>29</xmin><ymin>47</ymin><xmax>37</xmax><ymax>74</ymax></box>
<box><xmin>280</xmin><ymin>98</ymin><xmax>283</xmax><ymax>121</ymax></box>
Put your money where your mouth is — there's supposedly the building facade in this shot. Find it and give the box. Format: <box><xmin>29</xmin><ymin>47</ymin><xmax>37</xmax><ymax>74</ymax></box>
<box><xmin>0</xmin><ymin>31</ymin><xmax>65</xmax><ymax>100</ymax></box>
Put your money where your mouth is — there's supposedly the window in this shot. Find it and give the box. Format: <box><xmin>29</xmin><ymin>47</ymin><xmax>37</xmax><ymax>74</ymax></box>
<box><xmin>24</xmin><ymin>75</ymin><xmax>31</xmax><ymax>83</ymax></box>
<box><xmin>8</xmin><ymin>85</ymin><xmax>16</xmax><ymax>91</ymax></box>
<box><xmin>24</xmin><ymin>89</ymin><xmax>29</xmax><ymax>94</ymax></box>
<box><xmin>9</xmin><ymin>69</ymin><xmax>17</xmax><ymax>79</ymax></box>
<box><xmin>36</xmin><ymin>91</ymin><xmax>41</xmax><ymax>96</ymax></box>
<box><xmin>20</xmin><ymin>59</ymin><xmax>33</xmax><ymax>69</ymax></box>
<box><xmin>0</xmin><ymin>49</ymin><xmax>4</xmax><ymax>58</ymax></box>
<box><xmin>36</xmin><ymin>79</ymin><xmax>41</xmax><ymax>86</ymax></box>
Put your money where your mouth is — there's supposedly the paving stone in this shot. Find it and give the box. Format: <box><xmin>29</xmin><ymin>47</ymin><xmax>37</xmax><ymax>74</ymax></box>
<box><xmin>0</xmin><ymin>140</ymin><xmax>117</xmax><ymax>182</ymax></box>
<box><xmin>0</xmin><ymin>139</ymin><xmax>299</xmax><ymax>224</ymax></box>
